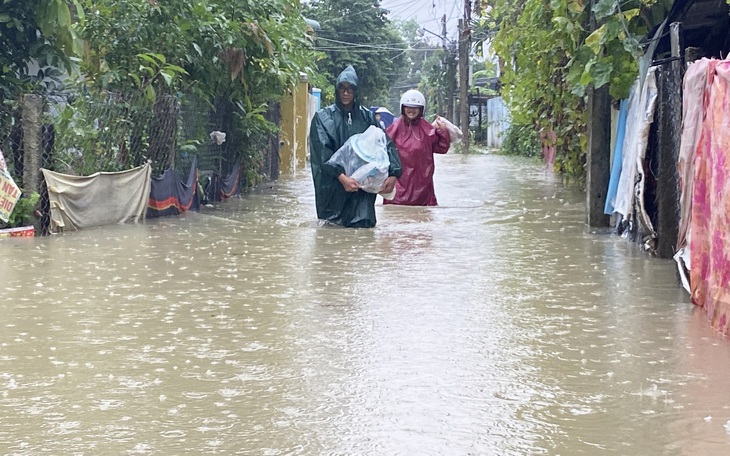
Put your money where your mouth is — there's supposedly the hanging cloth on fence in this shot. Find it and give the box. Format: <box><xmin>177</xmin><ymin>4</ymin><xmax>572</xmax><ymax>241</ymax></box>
<box><xmin>220</xmin><ymin>159</ymin><xmax>241</xmax><ymax>199</ymax></box>
<box><xmin>41</xmin><ymin>163</ymin><xmax>152</xmax><ymax>231</ymax></box>
<box><xmin>689</xmin><ymin>59</ymin><xmax>730</xmax><ymax>335</ymax></box>
<box><xmin>147</xmin><ymin>157</ymin><xmax>200</xmax><ymax>218</ymax></box>
<box><xmin>614</xmin><ymin>68</ymin><xmax>658</xmax><ymax>219</ymax></box>
<box><xmin>604</xmin><ymin>98</ymin><xmax>629</xmax><ymax>215</ymax></box>
<box><xmin>202</xmin><ymin>159</ymin><xmax>242</xmax><ymax>203</ymax></box>
<box><xmin>674</xmin><ymin>58</ymin><xmax>710</xmax><ymax>293</ymax></box>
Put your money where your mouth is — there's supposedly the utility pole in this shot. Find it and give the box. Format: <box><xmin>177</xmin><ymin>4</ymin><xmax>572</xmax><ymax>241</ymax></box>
<box><xmin>446</xmin><ymin>48</ymin><xmax>456</xmax><ymax>122</ymax></box>
<box><xmin>458</xmin><ymin>0</ymin><xmax>471</xmax><ymax>153</ymax></box>
<box><xmin>436</xmin><ymin>14</ymin><xmax>446</xmax><ymax>116</ymax></box>
<box><xmin>443</xmin><ymin>14</ymin><xmax>455</xmax><ymax>122</ymax></box>
<box><xmin>458</xmin><ymin>18</ymin><xmax>465</xmax><ymax>128</ymax></box>
<box><xmin>585</xmin><ymin>0</ymin><xmax>610</xmax><ymax>227</ymax></box>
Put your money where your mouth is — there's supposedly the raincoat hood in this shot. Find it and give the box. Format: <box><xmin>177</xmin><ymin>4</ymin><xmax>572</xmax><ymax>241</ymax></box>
<box><xmin>335</xmin><ymin>65</ymin><xmax>360</xmax><ymax>110</ymax></box>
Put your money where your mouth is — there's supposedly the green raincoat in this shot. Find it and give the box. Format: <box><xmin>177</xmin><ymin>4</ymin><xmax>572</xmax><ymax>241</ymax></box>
<box><xmin>309</xmin><ymin>66</ymin><xmax>402</xmax><ymax>228</ymax></box>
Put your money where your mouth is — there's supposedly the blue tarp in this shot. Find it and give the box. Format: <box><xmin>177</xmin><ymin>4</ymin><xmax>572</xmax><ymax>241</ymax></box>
<box><xmin>605</xmin><ymin>98</ymin><xmax>629</xmax><ymax>215</ymax></box>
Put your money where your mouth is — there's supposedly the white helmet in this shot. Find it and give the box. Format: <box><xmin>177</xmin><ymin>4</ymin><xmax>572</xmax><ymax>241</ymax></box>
<box><xmin>400</xmin><ymin>89</ymin><xmax>426</xmax><ymax>113</ymax></box>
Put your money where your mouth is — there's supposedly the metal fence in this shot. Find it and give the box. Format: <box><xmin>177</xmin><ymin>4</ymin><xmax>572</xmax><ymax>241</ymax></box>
<box><xmin>1</xmin><ymin>95</ymin><xmax>55</xmax><ymax>234</ymax></box>
<box><xmin>1</xmin><ymin>90</ymin><xmax>281</xmax><ymax>234</ymax></box>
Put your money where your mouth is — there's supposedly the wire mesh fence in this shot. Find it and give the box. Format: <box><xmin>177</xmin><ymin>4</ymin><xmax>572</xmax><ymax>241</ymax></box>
<box><xmin>1</xmin><ymin>95</ymin><xmax>49</xmax><ymax>234</ymax></box>
<box><xmin>49</xmin><ymin>91</ymin><xmax>186</xmax><ymax>176</ymax></box>
<box><xmin>1</xmin><ymin>89</ymin><xmax>281</xmax><ymax>234</ymax></box>
<box><xmin>0</xmin><ymin>106</ymin><xmax>22</xmax><ymax>185</ymax></box>
<box><xmin>39</xmin><ymin>124</ymin><xmax>54</xmax><ymax>235</ymax></box>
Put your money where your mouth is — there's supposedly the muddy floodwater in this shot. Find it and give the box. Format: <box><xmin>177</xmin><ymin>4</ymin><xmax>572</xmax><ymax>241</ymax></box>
<box><xmin>1</xmin><ymin>153</ymin><xmax>730</xmax><ymax>455</ymax></box>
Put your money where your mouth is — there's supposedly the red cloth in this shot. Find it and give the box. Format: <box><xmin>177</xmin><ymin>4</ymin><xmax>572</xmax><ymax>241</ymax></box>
<box><xmin>384</xmin><ymin>117</ymin><xmax>450</xmax><ymax>206</ymax></box>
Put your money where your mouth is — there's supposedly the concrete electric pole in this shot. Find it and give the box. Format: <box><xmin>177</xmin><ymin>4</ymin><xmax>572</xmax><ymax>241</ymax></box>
<box><xmin>458</xmin><ymin>0</ymin><xmax>471</xmax><ymax>153</ymax></box>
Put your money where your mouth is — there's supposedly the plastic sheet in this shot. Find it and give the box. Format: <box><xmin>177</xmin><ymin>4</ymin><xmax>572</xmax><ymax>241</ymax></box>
<box><xmin>325</xmin><ymin>126</ymin><xmax>390</xmax><ymax>193</ymax></box>
<box><xmin>433</xmin><ymin>116</ymin><xmax>463</xmax><ymax>144</ymax></box>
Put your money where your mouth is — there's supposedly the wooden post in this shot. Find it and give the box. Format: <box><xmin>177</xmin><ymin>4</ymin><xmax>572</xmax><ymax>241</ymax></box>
<box><xmin>458</xmin><ymin>15</ymin><xmax>471</xmax><ymax>153</ymax></box>
<box><xmin>585</xmin><ymin>85</ymin><xmax>611</xmax><ymax>227</ymax></box>
<box><xmin>655</xmin><ymin>22</ymin><xmax>684</xmax><ymax>258</ymax></box>
<box><xmin>446</xmin><ymin>48</ymin><xmax>457</xmax><ymax>122</ymax></box>
<box><xmin>21</xmin><ymin>94</ymin><xmax>43</xmax><ymax>195</ymax></box>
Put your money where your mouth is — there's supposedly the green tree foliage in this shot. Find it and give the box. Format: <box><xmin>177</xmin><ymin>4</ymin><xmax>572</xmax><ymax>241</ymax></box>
<box><xmin>395</xmin><ymin>18</ymin><xmax>439</xmax><ymax>80</ymax></box>
<box><xmin>0</xmin><ymin>0</ymin><xmax>82</xmax><ymax>96</ymax></box>
<box><xmin>487</xmin><ymin>0</ymin><xmax>588</xmax><ymax>178</ymax></box>
<box><xmin>390</xmin><ymin>19</ymin><xmax>446</xmax><ymax>115</ymax></box>
<box><xmin>80</xmin><ymin>0</ymin><xmax>314</xmax><ymax>97</ymax></box>
<box><xmin>484</xmin><ymin>0</ymin><xmax>672</xmax><ymax>180</ymax></box>
<box><xmin>501</xmin><ymin>121</ymin><xmax>542</xmax><ymax>158</ymax></box>
<box><xmin>3</xmin><ymin>191</ymin><xmax>40</xmax><ymax>229</ymax></box>
<box><xmin>417</xmin><ymin>50</ymin><xmax>449</xmax><ymax>117</ymax></box>
<box><xmin>303</xmin><ymin>0</ymin><xmax>408</xmax><ymax>106</ymax></box>
<box><xmin>56</xmin><ymin>0</ymin><xmax>315</xmax><ymax>180</ymax></box>
<box><xmin>472</xmin><ymin>59</ymin><xmax>498</xmax><ymax>81</ymax></box>
<box><xmin>1</xmin><ymin>0</ymin><xmax>82</xmax><ymax>156</ymax></box>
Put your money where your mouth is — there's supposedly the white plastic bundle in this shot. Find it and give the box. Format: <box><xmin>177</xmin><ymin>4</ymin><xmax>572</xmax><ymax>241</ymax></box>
<box><xmin>432</xmin><ymin>116</ymin><xmax>463</xmax><ymax>144</ymax></box>
<box><xmin>326</xmin><ymin>126</ymin><xmax>390</xmax><ymax>193</ymax></box>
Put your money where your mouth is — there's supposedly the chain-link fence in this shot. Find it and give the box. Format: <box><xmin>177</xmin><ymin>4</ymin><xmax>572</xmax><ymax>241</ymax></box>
<box><xmin>1</xmin><ymin>94</ymin><xmax>54</xmax><ymax>235</ymax></box>
<box><xmin>39</xmin><ymin>124</ymin><xmax>54</xmax><ymax>235</ymax></box>
<box><xmin>48</xmin><ymin>91</ymin><xmax>192</xmax><ymax>177</ymax></box>
<box><xmin>1</xmin><ymin>89</ymin><xmax>281</xmax><ymax>234</ymax></box>
<box><xmin>0</xmin><ymin>105</ymin><xmax>22</xmax><ymax>185</ymax></box>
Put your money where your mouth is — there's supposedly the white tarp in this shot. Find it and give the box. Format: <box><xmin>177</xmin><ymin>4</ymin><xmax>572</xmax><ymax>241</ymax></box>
<box><xmin>41</xmin><ymin>163</ymin><xmax>152</xmax><ymax>231</ymax></box>
<box><xmin>614</xmin><ymin>67</ymin><xmax>658</xmax><ymax>219</ymax></box>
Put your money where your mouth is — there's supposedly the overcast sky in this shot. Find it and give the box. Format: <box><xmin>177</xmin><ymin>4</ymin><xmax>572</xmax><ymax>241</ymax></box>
<box><xmin>380</xmin><ymin>0</ymin><xmax>463</xmax><ymax>43</ymax></box>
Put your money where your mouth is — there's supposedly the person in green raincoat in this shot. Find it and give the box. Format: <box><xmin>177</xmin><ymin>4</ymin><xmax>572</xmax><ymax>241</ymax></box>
<box><xmin>309</xmin><ymin>65</ymin><xmax>402</xmax><ymax>228</ymax></box>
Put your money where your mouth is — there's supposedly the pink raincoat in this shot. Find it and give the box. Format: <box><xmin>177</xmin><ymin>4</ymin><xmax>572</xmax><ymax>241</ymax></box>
<box><xmin>383</xmin><ymin>117</ymin><xmax>450</xmax><ymax>206</ymax></box>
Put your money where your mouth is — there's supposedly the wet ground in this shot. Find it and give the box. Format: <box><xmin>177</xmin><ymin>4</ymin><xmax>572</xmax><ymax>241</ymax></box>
<box><xmin>1</xmin><ymin>152</ymin><xmax>729</xmax><ymax>455</ymax></box>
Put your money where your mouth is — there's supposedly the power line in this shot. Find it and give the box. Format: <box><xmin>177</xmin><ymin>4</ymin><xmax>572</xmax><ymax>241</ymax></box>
<box><xmin>382</xmin><ymin>0</ymin><xmax>427</xmax><ymax>12</ymax></box>
<box><xmin>316</xmin><ymin>36</ymin><xmax>407</xmax><ymax>48</ymax></box>
<box><xmin>387</xmin><ymin>0</ymin><xmax>430</xmax><ymax>19</ymax></box>
<box><xmin>315</xmin><ymin>36</ymin><xmax>443</xmax><ymax>52</ymax></box>
<box><xmin>314</xmin><ymin>46</ymin><xmax>440</xmax><ymax>52</ymax></box>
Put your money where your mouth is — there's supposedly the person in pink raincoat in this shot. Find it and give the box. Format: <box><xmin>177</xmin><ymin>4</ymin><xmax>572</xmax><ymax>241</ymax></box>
<box><xmin>383</xmin><ymin>89</ymin><xmax>451</xmax><ymax>206</ymax></box>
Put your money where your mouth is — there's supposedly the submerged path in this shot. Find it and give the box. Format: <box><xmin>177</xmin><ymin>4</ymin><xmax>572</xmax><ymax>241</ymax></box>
<box><xmin>0</xmin><ymin>152</ymin><xmax>726</xmax><ymax>455</ymax></box>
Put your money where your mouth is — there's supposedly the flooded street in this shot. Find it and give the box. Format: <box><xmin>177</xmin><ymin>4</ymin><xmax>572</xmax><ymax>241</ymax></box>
<box><xmin>2</xmin><ymin>152</ymin><xmax>730</xmax><ymax>455</ymax></box>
